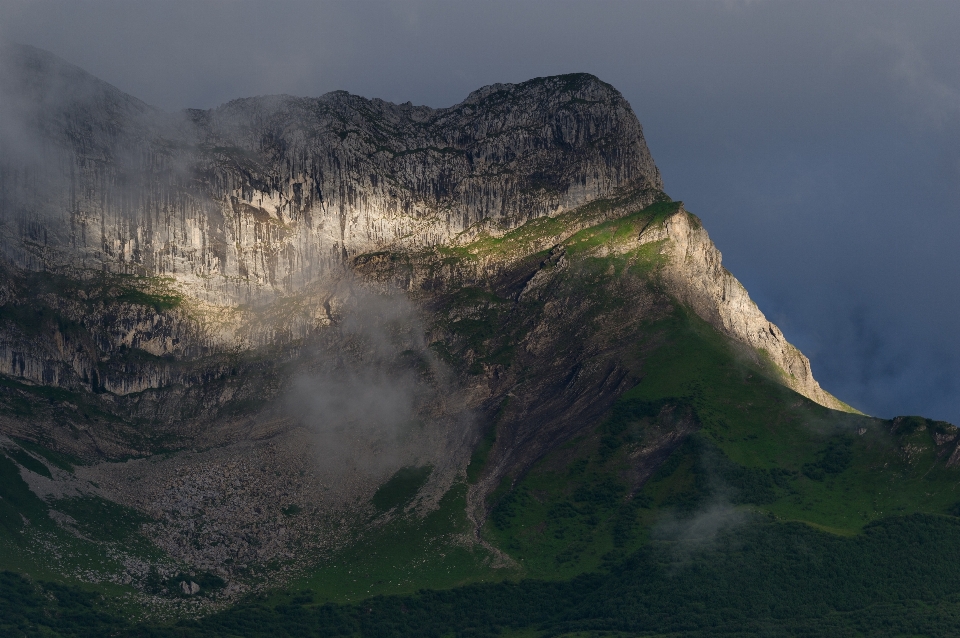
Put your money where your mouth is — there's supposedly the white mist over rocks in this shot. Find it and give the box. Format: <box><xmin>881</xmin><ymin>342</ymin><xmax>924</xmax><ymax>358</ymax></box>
<box><xmin>285</xmin><ymin>280</ymin><xmax>474</xmax><ymax>494</ymax></box>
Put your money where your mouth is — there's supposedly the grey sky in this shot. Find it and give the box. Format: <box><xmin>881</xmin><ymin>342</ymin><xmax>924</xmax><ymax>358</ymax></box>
<box><xmin>1</xmin><ymin>0</ymin><xmax>958</xmax><ymax>423</ymax></box>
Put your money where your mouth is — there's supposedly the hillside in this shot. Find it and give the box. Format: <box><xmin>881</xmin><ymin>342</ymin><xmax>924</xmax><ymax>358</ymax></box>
<box><xmin>1</xmin><ymin>44</ymin><xmax>959</xmax><ymax>636</ymax></box>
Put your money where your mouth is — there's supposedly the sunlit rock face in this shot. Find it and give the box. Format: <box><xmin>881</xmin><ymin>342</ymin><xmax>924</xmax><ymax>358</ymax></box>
<box><xmin>0</xmin><ymin>44</ymin><xmax>661</xmax><ymax>303</ymax></box>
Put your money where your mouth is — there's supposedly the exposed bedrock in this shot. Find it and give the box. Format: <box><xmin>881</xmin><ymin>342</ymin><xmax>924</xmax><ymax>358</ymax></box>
<box><xmin>0</xmin><ymin>44</ymin><xmax>850</xmax><ymax>472</ymax></box>
<box><xmin>643</xmin><ymin>209</ymin><xmax>850</xmax><ymax>412</ymax></box>
<box><xmin>1</xmin><ymin>44</ymin><xmax>660</xmax><ymax>303</ymax></box>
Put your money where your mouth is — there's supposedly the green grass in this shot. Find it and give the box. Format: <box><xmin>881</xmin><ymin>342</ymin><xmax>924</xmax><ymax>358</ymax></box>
<box><xmin>0</xmin><ymin>442</ymin><xmax>168</xmax><ymax>599</ymax></box>
<box><xmin>467</xmin><ymin>408</ymin><xmax>502</xmax><ymax>484</ymax></box>
<box><xmin>371</xmin><ymin>465</ymin><xmax>434</xmax><ymax>512</ymax></box>
<box><xmin>49</xmin><ymin>497</ymin><xmax>154</xmax><ymax>546</ymax></box>
<box><xmin>1</xmin><ymin>269</ymin><xmax>184</xmax><ymax>316</ymax></box>
<box><xmin>0</xmin><ymin>453</ymin><xmax>49</xmax><ymax>537</ymax></box>
<box><xmin>488</xmin><ymin>299</ymin><xmax>960</xmax><ymax>559</ymax></box>
<box><xmin>439</xmin><ymin>189</ymin><xmax>670</xmax><ymax>262</ymax></box>
<box><xmin>622</xmin><ymin>308</ymin><xmax>960</xmax><ymax>533</ymax></box>
<box><xmin>3</xmin><ymin>187</ymin><xmax>960</xmax><ymax>633</ymax></box>
<box><xmin>460</xmin><ymin>207</ymin><xmax>960</xmax><ymax>578</ymax></box>
<box><xmin>12</xmin><ymin>438</ymin><xmax>81</xmax><ymax>472</ymax></box>
<box><xmin>5</xmin><ymin>448</ymin><xmax>51</xmax><ymax>478</ymax></box>
<box><xmin>11</xmin><ymin>513</ymin><xmax>960</xmax><ymax>636</ymax></box>
<box><xmin>413</xmin><ymin>194</ymin><xmax>960</xmax><ymax>586</ymax></box>
<box><xmin>291</xmin><ymin>483</ymin><xmax>504</xmax><ymax>604</ymax></box>
<box><xmin>0</xmin><ymin>376</ymin><xmax>126</xmax><ymax>424</ymax></box>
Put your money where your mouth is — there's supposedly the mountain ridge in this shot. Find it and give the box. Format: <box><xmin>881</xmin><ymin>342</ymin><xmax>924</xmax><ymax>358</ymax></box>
<box><xmin>0</xmin><ymin>42</ymin><xmax>845</xmax><ymax>418</ymax></box>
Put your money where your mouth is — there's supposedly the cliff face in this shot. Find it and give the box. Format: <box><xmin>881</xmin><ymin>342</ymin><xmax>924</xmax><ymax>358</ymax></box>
<box><xmin>641</xmin><ymin>209</ymin><xmax>851</xmax><ymax>411</ymax></box>
<box><xmin>0</xmin><ymin>44</ymin><xmax>660</xmax><ymax>303</ymax></box>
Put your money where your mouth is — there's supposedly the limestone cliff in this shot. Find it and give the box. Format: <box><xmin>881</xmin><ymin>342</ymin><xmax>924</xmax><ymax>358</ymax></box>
<box><xmin>639</xmin><ymin>208</ymin><xmax>851</xmax><ymax>411</ymax></box>
<box><xmin>0</xmin><ymin>43</ymin><xmax>850</xmax><ymax>418</ymax></box>
<box><xmin>0</xmin><ymin>44</ymin><xmax>660</xmax><ymax>303</ymax></box>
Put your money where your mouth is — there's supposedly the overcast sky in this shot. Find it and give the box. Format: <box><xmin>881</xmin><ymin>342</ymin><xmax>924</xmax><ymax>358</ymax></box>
<box><xmin>1</xmin><ymin>0</ymin><xmax>958</xmax><ymax>423</ymax></box>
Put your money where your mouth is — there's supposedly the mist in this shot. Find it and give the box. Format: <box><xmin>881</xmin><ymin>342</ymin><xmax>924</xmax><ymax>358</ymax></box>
<box><xmin>285</xmin><ymin>280</ymin><xmax>474</xmax><ymax>488</ymax></box>
<box><xmin>650</xmin><ymin>440</ymin><xmax>750</xmax><ymax>552</ymax></box>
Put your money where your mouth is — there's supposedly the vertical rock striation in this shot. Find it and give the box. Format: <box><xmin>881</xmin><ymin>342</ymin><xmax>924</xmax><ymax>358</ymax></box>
<box><xmin>0</xmin><ymin>43</ymin><xmax>851</xmax><ymax>430</ymax></box>
<box><xmin>1</xmin><ymin>44</ymin><xmax>661</xmax><ymax>303</ymax></box>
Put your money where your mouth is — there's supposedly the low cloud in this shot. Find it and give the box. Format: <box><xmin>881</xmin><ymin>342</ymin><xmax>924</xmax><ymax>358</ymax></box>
<box><xmin>653</xmin><ymin>501</ymin><xmax>747</xmax><ymax>546</ymax></box>
<box><xmin>285</xmin><ymin>281</ymin><xmax>473</xmax><ymax>485</ymax></box>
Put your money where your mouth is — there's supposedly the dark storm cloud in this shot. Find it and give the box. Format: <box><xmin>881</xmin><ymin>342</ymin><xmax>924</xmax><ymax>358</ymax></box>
<box><xmin>1</xmin><ymin>0</ymin><xmax>958</xmax><ymax>422</ymax></box>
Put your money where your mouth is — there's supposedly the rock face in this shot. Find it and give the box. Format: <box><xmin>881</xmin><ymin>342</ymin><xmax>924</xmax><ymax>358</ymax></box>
<box><xmin>641</xmin><ymin>209</ymin><xmax>851</xmax><ymax>411</ymax></box>
<box><xmin>0</xmin><ymin>44</ymin><xmax>661</xmax><ymax>303</ymax></box>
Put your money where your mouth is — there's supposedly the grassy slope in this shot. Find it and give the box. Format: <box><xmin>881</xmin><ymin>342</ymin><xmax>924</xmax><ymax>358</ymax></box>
<box><xmin>13</xmin><ymin>514</ymin><xmax>960</xmax><ymax>636</ymax></box>
<box><xmin>483</xmin><ymin>305</ymin><xmax>960</xmax><ymax>576</ymax></box>
<box><xmin>477</xmin><ymin>199</ymin><xmax>960</xmax><ymax>575</ymax></box>
<box><xmin>0</xmin><ymin>446</ymin><xmax>162</xmax><ymax>609</ymax></box>
<box><xmin>288</xmin><ymin>484</ymin><xmax>501</xmax><ymax>604</ymax></box>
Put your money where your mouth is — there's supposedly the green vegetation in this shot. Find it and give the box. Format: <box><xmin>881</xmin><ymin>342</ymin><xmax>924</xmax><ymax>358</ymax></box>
<box><xmin>467</xmin><ymin>412</ymin><xmax>501</xmax><ymax>484</ymax></box>
<box><xmin>6</xmin><ymin>448</ymin><xmax>51</xmax><ymax>478</ymax></box>
<box><xmin>1</xmin><ymin>269</ymin><xmax>184</xmax><ymax>317</ymax></box>
<box><xmin>3</xmin><ymin>195</ymin><xmax>960</xmax><ymax>635</ymax></box>
<box><xmin>371</xmin><ymin>465</ymin><xmax>434</xmax><ymax>512</ymax></box>
<box><xmin>12</xmin><ymin>438</ymin><xmax>80</xmax><ymax>472</ymax></box>
<box><xmin>440</xmin><ymin>189</ymin><xmax>671</xmax><ymax>262</ymax></box>
<box><xmin>627</xmin><ymin>307</ymin><xmax>960</xmax><ymax>533</ymax></box>
<box><xmin>429</xmin><ymin>196</ymin><xmax>960</xmax><ymax>598</ymax></box>
<box><xmin>50</xmin><ymin>497</ymin><xmax>154</xmax><ymax>547</ymax></box>
<box><xmin>0</xmin><ymin>375</ymin><xmax>126</xmax><ymax>424</ymax></box>
<box><xmin>0</xmin><ymin>441</ymin><xmax>166</xmax><ymax>595</ymax></box>
<box><xmin>0</xmin><ymin>453</ymin><xmax>48</xmax><ymax>536</ymax></box>
<box><xmin>479</xmin><ymin>302</ymin><xmax>960</xmax><ymax>582</ymax></box>
<box><xmin>11</xmin><ymin>514</ymin><xmax>960</xmax><ymax>636</ymax></box>
<box><xmin>293</xmin><ymin>484</ymin><xmax>500</xmax><ymax>603</ymax></box>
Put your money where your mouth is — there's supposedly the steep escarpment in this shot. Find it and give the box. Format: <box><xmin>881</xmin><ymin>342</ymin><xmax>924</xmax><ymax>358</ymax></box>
<box><xmin>0</xmin><ymin>43</ymin><xmax>660</xmax><ymax>303</ymax></box>
<box><xmin>641</xmin><ymin>208</ymin><xmax>851</xmax><ymax>411</ymax></box>
<box><xmin>351</xmin><ymin>199</ymin><xmax>855</xmax><ymax>532</ymax></box>
<box><xmin>0</xmin><ymin>44</ymin><xmax>853</xmax><ymax>482</ymax></box>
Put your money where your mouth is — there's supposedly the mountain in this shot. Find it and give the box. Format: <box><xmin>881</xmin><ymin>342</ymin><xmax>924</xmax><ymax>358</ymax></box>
<box><xmin>2</xmin><ymin>44</ymin><xmax>960</xmax><ymax>635</ymax></box>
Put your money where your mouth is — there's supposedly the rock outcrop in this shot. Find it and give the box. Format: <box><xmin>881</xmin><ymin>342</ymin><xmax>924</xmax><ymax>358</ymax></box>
<box><xmin>641</xmin><ymin>208</ymin><xmax>851</xmax><ymax>411</ymax></box>
<box><xmin>0</xmin><ymin>47</ymin><xmax>867</xmax><ymax>601</ymax></box>
<box><xmin>0</xmin><ymin>43</ymin><xmax>851</xmax><ymax>417</ymax></box>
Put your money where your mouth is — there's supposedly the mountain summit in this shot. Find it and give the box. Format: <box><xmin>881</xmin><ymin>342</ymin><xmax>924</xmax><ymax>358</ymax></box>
<box><xmin>2</xmin><ymin>44</ymin><xmax>659</xmax><ymax>299</ymax></box>
<box><xmin>0</xmin><ymin>43</ymin><xmax>837</xmax><ymax>408</ymax></box>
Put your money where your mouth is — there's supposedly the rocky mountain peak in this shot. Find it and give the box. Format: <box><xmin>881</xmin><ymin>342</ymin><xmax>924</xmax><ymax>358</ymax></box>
<box><xmin>0</xmin><ymin>46</ymin><xmax>661</xmax><ymax>302</ymax></box>
<box><xmin>0</xmin><ymin>43</ymin><xmax>154</xmax><ymax>144</ymax></box>
<box><xmin>0</xmin><ymin>46</ymin><xmax>846</xmax><ymax>417</ymax></box>
<box><xmin>0</xmin><ymin>49</ymin><xmax>878</xmax><ymax>610</ymax></box>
